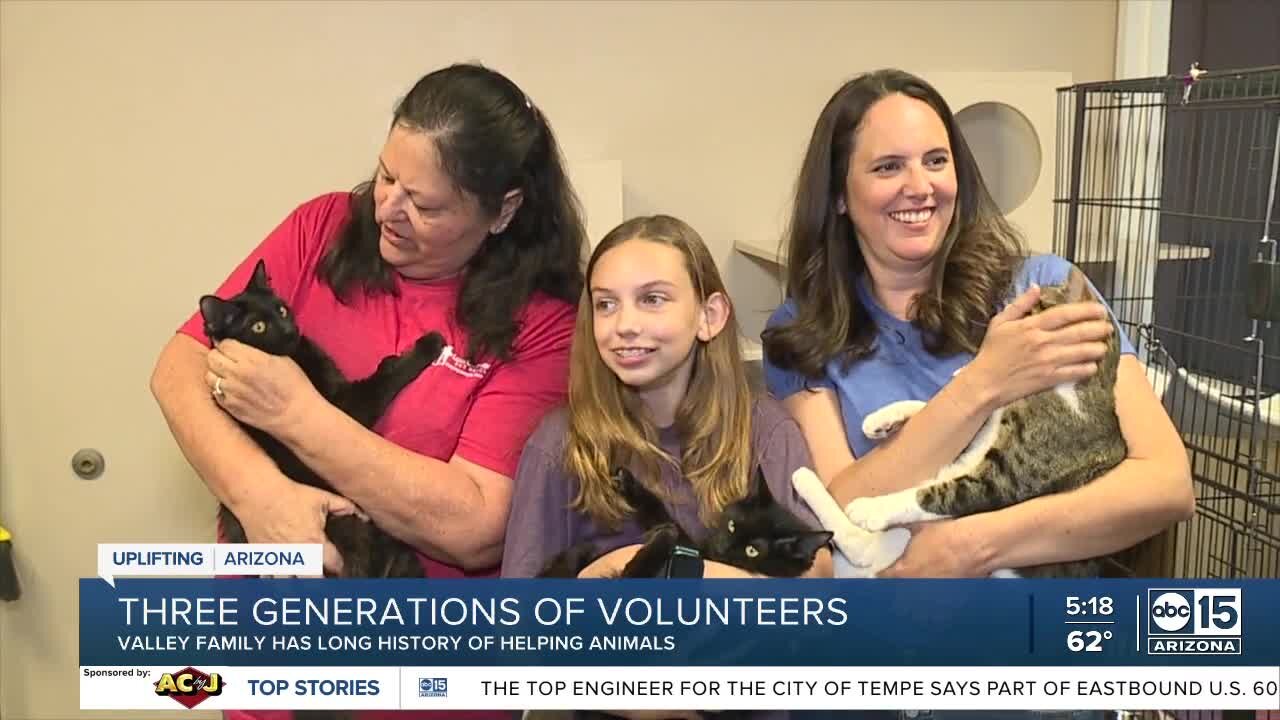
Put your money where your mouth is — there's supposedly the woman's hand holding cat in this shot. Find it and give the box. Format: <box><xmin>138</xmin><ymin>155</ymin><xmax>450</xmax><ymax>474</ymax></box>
<box><xmin>234</xmin><ymin>478</ymin><xmax>360</xmax><ymax>576</ymax></box>
<box><xmin>876</xmin><ymin>516</ymin><xmax>995</xmax><ymax>578</ymax></box>
<box><xmin>206</xmin><ymin>339</ymin><xmax>321</xmax><ymax>438</ymax></box>
<box><xmin>961</xmin><ymin>285</ymin><xmax>1113</xmax><ymax>410</ymax></box>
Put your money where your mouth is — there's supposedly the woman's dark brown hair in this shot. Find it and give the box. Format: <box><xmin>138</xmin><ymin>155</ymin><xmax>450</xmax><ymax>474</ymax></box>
<box><xmin>319</xmin><ymin>63</ymin><xmax>586</xmax><ymax>363</ymax></box>
<box><xmin>763</xmin><ymin>68</ymin><xmax>1026</xmax><ymax>379</ymax></box>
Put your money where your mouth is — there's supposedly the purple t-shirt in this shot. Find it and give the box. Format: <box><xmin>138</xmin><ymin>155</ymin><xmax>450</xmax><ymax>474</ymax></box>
<box><xmin>501</xmin><ymin>394</ymin><xmax>821</xmax><ymax>579</ymax></box>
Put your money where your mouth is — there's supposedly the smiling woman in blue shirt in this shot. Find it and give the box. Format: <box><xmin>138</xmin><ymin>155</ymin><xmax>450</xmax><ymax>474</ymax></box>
<box><xmin>762</xmin><ymin>68</ymin><xmax>1194</xmax><ymax>583</ymax></box>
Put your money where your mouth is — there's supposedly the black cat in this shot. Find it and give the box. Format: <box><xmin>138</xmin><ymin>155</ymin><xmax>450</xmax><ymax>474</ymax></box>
<box><xmin>539</xmin><ymin>466</ymin><xmax>832</xmax><ymax>578</ymax></box>
<box><xmin>200</xmin><ymin>259</ymin><xmax>443</xmax><ymax>581</ymax></box>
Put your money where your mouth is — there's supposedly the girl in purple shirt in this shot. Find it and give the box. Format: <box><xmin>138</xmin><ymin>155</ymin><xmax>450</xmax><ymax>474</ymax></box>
<box><xmin>502</xmin><ymin>215</ymin><xmax>832</xmax><ymax>582</ymax></box>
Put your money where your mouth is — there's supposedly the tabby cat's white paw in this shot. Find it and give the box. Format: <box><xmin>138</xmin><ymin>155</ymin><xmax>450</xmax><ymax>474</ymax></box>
<box><xmin>846</xmin><ymin>489</ymin><xmax>945</xmax><ymax>532</ymax></box>
<box><xmin>845</xmin><ymin>495</ymin><xmax>898</xmax><ymax>532</ymax></box>
<box><xmin>833</xmin><ymin>530</ymin><xmax>875</xmax><ymax>570</ymax></box>
<box><xmin>837</xmin><ymin>528</ymin><xmax>912</xmax><ymax>577</ymax></box>
<box><xmin>869</xmin><ymin>527</ymin><xmax>911</xmax><ymax>573</ymax></box>
<box><xmin>862</xmin><ymin>400</ymin><xmax>927</xmax><ymax>440</ymax></box>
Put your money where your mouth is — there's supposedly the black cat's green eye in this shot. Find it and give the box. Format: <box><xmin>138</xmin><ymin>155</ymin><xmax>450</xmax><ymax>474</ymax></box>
<box><xmin>251</xmin><ymin>321</ymin><xmax>266</xmax><ymax>333</ymax></box>
<box><xmin>727</xmin><ymin>520</ymin><xmax>735</xmax><ymax>534</ymax></box>
<box><xmin>278</xmin><ymin>306</ymin><xmax>288</xmax><ymax>318</ymax></box>
<box><xmin>745</xmin><ymin>546</ymin><xmax>759</xmax><ymax>558</ymax></box>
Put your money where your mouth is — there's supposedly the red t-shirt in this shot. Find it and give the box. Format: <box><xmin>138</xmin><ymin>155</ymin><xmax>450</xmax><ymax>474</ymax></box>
<box><xmin>179</xmin><ymin>192</ymin><xmax>572</xmax><ymax>720</ymax></box>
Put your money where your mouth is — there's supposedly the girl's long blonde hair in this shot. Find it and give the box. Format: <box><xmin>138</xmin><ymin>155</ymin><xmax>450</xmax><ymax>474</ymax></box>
<box><xmin>565</xmin><ymin>215</ymin><xmax>754</xmax><ymax>529</ymax></box>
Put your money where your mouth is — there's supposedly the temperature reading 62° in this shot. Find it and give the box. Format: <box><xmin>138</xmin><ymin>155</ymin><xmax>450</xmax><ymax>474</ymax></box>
<box><xmin>1068</xmin><ymin>630</ymin><xmax>1112</xmax><ymax>652</ymax></box>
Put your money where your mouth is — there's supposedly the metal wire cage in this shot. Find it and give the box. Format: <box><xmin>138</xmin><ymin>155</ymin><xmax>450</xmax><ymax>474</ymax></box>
<box><xmin>1051</xmin><ymin>65</ymin><xmax>1280</xmax><ymax>580</ymax></box>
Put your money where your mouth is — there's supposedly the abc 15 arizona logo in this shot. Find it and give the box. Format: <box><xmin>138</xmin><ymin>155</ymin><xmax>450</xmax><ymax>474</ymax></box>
<box><xmin>1146</xmin><ymin>588</ymin><xmax>1242</xmax><ymax>655</ymax></box>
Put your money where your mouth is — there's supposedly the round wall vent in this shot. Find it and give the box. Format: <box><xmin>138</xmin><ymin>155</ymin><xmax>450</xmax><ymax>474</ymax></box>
<box><xmin>954</xmin><ymin>101</ymin><xmax>1042</xmax><ymax>214</ymax></box>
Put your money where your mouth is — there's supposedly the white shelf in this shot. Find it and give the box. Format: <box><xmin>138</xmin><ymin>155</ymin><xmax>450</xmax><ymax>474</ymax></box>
<box><xmin>1156</xmin><ymin>243</ymin><xmax>1212</xmax><ymax>261</ymax></box>
<box><xmin>741</xmin><ymin>337</ymin><xmax>763</xmax><ymax>363</ymax></box>
<box><xmin>1072</xmin><ymin>243</ymin><xmax>1212</xmax><ymax>264</ymax></box>
<box><xmin>735</xmin><ymin>238</ymin><xmax>786</xmax><ymax>266</ymax></box>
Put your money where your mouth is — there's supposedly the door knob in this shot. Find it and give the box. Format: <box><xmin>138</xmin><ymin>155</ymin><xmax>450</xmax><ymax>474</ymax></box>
<box><xmin>71</xmin><ymin>449</ymin><xmax>105</xmax><ymax>480</ymax></box>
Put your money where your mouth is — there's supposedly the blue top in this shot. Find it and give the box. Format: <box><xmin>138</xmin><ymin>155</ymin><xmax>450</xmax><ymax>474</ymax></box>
<box><xmin>763</xmin><ymin>254</ymin><xmax>1137</xmax><ymax>458</ymax></box>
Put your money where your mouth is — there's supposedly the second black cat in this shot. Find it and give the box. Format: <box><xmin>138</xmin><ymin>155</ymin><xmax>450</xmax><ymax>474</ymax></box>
<box><xmin>540</xmin><ymin>465</ymin><xmax>832</xmax><ymax>578</ymax></box>
<box><xmin>200</xmin><ymin>259</ymin><xmax>442</xmax><ymax>580</ymax></box>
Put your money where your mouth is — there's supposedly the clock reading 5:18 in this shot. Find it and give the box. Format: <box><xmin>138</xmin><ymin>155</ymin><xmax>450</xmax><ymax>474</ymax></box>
<box><xmin>1066</xmin><ymin>596</ymin><xmax>1114</xmax><ymax>616</ymax></box>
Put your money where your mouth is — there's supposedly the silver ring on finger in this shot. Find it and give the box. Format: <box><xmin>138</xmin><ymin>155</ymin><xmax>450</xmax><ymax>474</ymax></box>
<box><xmin>212</xmin><ymin>376</ymin><xmax>225</xmax><ymax>400</ymax></box>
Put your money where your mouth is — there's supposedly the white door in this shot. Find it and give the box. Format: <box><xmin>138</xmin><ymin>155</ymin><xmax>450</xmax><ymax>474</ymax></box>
<box><xmin>0</xmin><ymin>6</ymin><xmax>625</xmax><ymax>717</ymax></box>
<box><xmin>0</xmin><ymin>4</ymin><xmax>371</xmax><ymax>718</ymax></box>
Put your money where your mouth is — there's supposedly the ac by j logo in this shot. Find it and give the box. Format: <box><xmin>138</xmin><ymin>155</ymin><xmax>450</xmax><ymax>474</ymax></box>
<box><xmin>1146</xmin><ymin>588</ymin><xmax>1242</xmax><ymax>655</ymax></box>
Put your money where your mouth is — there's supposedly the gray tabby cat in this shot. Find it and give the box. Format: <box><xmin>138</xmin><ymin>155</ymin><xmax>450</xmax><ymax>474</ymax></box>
<box><xmin>844</xmin><ymin>278</ymin><xmax>1126</xmax><ymax>578</ymax></box>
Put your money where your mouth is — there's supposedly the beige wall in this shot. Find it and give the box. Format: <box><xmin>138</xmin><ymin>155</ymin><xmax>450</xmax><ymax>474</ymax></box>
<box><xmin>2</xmin><ymin>0</ymin><xmax>1115</xmax><ymax>319</ymax></box>
<box><xmin>1</xmin><ymin>3</ymin><xmax>1114</xmax><ymax>717</ymax></box>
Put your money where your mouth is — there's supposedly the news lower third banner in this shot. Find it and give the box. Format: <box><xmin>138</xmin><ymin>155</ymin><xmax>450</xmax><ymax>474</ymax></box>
<box><xmin>79</xmin><ymin>573</ymin><xmax>1280</xmax><ymax>712</ymax></box>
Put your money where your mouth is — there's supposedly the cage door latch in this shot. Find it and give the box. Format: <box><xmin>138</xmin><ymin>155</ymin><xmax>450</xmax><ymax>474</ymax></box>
<box><xmin>1246</xmin><ymin>259</ymin><xmax>1280</xmax><ymax>321</ymax></box>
